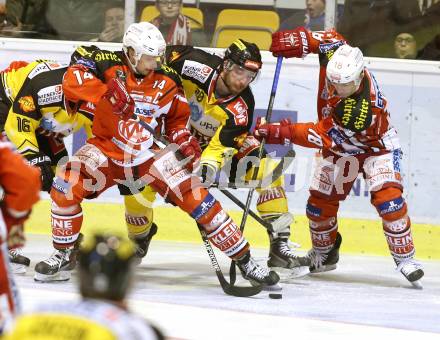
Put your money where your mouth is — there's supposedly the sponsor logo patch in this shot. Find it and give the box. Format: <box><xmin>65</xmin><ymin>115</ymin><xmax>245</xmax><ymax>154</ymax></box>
<box><xmin>306</xmin><ymin>204</ymin><xmax>322</xmax><ymax>217</ymax></box>
<box><xmin>18</xmin><ymin>96</ymin><xmax>36</xmax><ymax>112</ymax></box>
<box><xmin>378</xmin><ymin>197</ymin><xmax>404</xmax><ymax>216</ymax></box>
<box><xmin>319</xmin><ymin>41</ymin><xmax>344</xmax><ymax>54</ymax></box>
<box><xmin>37</xmin><ymin>85</ymin><xmax>63</xmax><ymax>105</ymax></box>
<box><xmin>52</xmin><ymin>177</ymin><xmax>71</xmax><ymax>194</ymax></box>
<box><xmin>191</xmin><ymin>193</ymin><xmax>216</xmax><ymax>220</ymax></box>
<box><xmin>328</xmin><ymin>127</ymin><xmax>346</xmax><ymax>145</ymax></box>
<box><xmin>226</xmin><ymin>97</ymin><xmax>248</xmax><ymax>126</ymax></box>
<box><xmin>182</xmin><ymin>60</ymin><xmax>213</xmax><ymax>83</ymax></box>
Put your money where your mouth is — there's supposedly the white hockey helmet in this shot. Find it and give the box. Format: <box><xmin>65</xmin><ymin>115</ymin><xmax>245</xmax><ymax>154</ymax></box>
<box><xmin>122</xmin><ymin>22</ymin><xmax>166</xmax><ymax>70</ymax></box>
<box><xmin>326</xmin><ymin>45</ymin><xmax>365</xmax><ymax>88</ymax></box>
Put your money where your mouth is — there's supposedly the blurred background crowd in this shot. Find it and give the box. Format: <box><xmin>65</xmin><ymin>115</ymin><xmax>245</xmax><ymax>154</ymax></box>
<box><xmin>0</xmin><ymin>0</ymin><xmax>439</xmax><ymax>60</ymax></box>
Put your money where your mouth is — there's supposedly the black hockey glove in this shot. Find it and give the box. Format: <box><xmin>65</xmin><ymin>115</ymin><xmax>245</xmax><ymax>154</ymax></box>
<box><xmin>26</xmin><ymin>153</ymin><xmax>54</xmax><ymax>192</ymax></box>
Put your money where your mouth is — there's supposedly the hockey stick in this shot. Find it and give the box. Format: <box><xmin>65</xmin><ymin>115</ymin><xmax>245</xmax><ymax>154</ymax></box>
<box><xmin>229</xmin><ymin>56</ymin><xmax>284</xmax><ymax>285</ymax></box>
<box><xmin>219</xmin><ymin>189</ymin><xmax>273</xmax><ymax>230</ymax></box>
<box><xmin>132</xmin><ymin>116</ymin><xmax>262</xmax><ymax>296</ymax></box>
<box><xmin>197</xmin><ymin>223</ymin><xmax>263</xmax><ymax>297</ymax></box>
<box><xmin>211</xmin><ymin>149</ymin><xmax>296</xmax><ymax>190</ymax></box>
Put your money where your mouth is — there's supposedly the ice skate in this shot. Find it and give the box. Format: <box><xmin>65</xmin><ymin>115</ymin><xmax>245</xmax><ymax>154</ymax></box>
<box><xmin>264</xmin><ymin>213</ymin><xmax>310</xmax><ymax>278</ymax></box>
<box><xmin>268</xmin><ymin>238</ymin><xmax>311</xmax><ymax>278</ymax></box>
<box><xmin>132</xmin><ymin>223</ymin><xmax>158</xmax><ymax>265</ymax></box>
<box><xmin>236</xmin><ymin>253</ymin><xmax>281</xmax><ymax>291</ymax></box>
<box><xmin>308</xmin><ymin>232</ymin><xmax>342</xmax><ymax>273</ymax></box>
<box><xmin>396</xmin><ymin>258</ymin><xmax>424</xmax><ymax>289</ymax></box>
<box><xmin>34</xmin><ymin>248</ymin><xmax>78</xmax><ymax>282</ymax></box>
<box><xmin>8</xmin><ymin>248</ymin><xmax>30</xmax><ymax>274</ymax></box>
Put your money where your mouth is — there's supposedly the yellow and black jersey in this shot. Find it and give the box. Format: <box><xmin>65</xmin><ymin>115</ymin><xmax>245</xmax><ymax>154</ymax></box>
<box><xmin>165</xmin><ymin>45</ymin><xmax>256</xmax><ymax>168</ymax></box>
<box><xmin>4</xmin><ymin>299</ymin><xmax>162</xmax><ymax>340</ymax></box>
<box><xmin>1</xmin><ymin>60</ymin><xmax>93</xmax><ymax>158</ymax></box>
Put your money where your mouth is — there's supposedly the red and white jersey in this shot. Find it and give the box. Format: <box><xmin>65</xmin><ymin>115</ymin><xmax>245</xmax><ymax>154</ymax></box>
<box><xmin>63</xmin><ymin>46</ymin><xmax>190</xmax><ymax>166</ymax></box>
<box><xmin>291</xmin><ymin>30</ymin><xmax>400</xmax><ymax>156</ymax></box>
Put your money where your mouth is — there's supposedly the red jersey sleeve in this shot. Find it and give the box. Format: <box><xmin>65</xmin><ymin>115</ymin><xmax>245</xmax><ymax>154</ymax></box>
<box><xmin>0</xmin><ymin>142</ymin><xmax>40</xmax><ymax>214</ymax></box>
<box><xmin>63</xmin><ymin>64</ymin><xmax>108</xmax><ymax>104</ymax></box>
<box><xmin>289</xmin><ymin>117</ymin><xmax>333</xmax><ymax>149</ymax></box>
<box><xmin>307</xmin><ymin>29</ymin><xmax>346</xmax><ymax>54</ymax></box>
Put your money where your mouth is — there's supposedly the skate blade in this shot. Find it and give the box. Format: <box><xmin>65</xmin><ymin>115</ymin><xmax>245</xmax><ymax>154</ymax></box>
<box><xmin>249</xmin><ymin>279</ymin><xmax>282</xmax><ymax>291</ymax></box>
<box><xmin>410</xmin><ymin>280</ymin><xmax>423</xmax><ymax>290</ymax></box>
<box><xmin>260</xmin><ymin>283</ymin><xmax>283</xmax><ymax>292</ymax></box>
<box><xmin>309</xmin><ymin>264</ymin><xmax>337</xmax><ymax>274</ymax></box>
<box><xmin>10</xmin><ymin>264</ymin><xmax>27</xmax><ymax>275</ymax></box>
<box><xmin>271</xmin><ymin>266</ymin><xmax>310</xmax><ymax>281</ymax></box>
<box><xmin>34</xmin><ymin>271</ymin><xmax>71</xmax><ymax>283</ymax></box>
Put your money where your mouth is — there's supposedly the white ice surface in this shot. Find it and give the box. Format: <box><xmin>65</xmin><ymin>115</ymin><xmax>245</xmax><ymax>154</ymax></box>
<box><xmin>13</xmin><ymin>234</ymin><xmax>440</xmax><ymax>340</ymax></box>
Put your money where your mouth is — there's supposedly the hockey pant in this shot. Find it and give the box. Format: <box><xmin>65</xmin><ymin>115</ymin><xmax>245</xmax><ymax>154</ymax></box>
<box><xmin>306</xmin><ymin>150</ymin><xmax>416</xmax><ymax>262</ymax></box>
<box><xmin>50</xmin><ymin>143</ymin><xmax>250</xmax><ymax>260</ymax></box>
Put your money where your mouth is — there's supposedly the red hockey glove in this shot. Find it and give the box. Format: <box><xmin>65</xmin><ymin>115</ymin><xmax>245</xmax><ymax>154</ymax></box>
<box><xmin>169</xmin><ymin>128</ymin><xmax>201</xmax><ymax>170</ymax></box>
<box><xmin>270</xmin><ymin>27</ymin><xmax>311</xmax><ymax>58</ymax></box>
<box><xmin>104</xmin><ymin>78</ymin><xmax>134</xmax><ymax>120</ymax></box>
<box><xmin>254</xmin><ymin>117</ymin><xmax>293</xmax><ymax>145</ymax></box>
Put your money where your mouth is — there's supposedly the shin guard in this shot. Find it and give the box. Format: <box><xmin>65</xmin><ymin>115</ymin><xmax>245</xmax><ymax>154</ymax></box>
<box><xmin>383</xmin><ymin>215</ymin><xmax>415</xmax><ymax>262</ymax></box>
<box><xmin>50</xmin><ymin>203</ymin><xmax>83</xmax><ymax>249</ymax></box>
<box><xmin>191</xmin><ymin>193</ymin><xmax>249</xmax><ymax>259</ymax></box>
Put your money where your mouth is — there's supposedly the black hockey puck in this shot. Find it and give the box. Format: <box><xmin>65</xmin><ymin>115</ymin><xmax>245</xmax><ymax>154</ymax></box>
<box><xmin>269</xmin><ymin>293</ymin><xmax>282</xmax><ymax>299</ymax></box>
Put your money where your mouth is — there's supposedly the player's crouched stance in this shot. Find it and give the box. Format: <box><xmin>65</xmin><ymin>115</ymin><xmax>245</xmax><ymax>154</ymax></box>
<box><xmin>256</xmin><ymin>27</ymin><xmax>424</xmax><ymax>287</ymax></box>
<box><xmin>33</xmin><ymin>22</ymin><xmax>280</xmax><ymax>290</ymax></box>
<box><xmin>5</xmin><ymin>233</ymin><xmax>164</xmax><ymax>339</ymax></box>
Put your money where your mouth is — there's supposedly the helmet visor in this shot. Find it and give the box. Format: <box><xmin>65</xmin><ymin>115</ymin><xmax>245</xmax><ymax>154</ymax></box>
<box><xmin>228</xmin><ymin>62</ymin><xmax>259</xmax><ymax>83</ymax></box>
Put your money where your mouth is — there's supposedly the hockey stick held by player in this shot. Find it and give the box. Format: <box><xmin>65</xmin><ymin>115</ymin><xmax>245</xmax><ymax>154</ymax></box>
<box><xmin>255</xmin><ymin>27</ymin><xmax>424</xmax><ymax>288</ymax></box>
<box><xmin>33</xmin><ymin>22</ymin><xmax>280</xmax><ymax>292</ymax></box>
<box><xmin>165</xmin><ymin>39</ymin><xmax>310</xmax><ymax>278</ymax></box>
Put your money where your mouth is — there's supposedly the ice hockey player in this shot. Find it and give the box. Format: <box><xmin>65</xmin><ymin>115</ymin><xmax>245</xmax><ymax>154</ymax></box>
<box><xmin>163</xmin><ymin>39</ymin><xmax>310</xmax><ymax>274</ymax></box>
<box><xmin>5</xmin><ymin>233</ymin><xmax>164</xmax><ymax>339</ymax></box>
<box><xmin>33</xmin><ymin>22</ymin><xmax>280</xmax><ymax>290</ymax></box>
<box><xmin>0</xmin><ymin>138</ymin><xmax>40</xmax><ymax>334</ymax></box>
<box><xmin>254</xmin><ymin>27</ymin><xmax>424</xmax><ymax>286</ymax></box>
<box><xmin>0</xmin><ymin>60</ymin><xmax>95</xmax><ymax>274</ymax></box>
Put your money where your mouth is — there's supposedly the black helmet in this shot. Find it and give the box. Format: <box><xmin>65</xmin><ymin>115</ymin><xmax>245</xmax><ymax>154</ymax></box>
<box><xmin>224</xmin><ymin>39</ymin><xmax>262</xmax><ymax>72</ymax></box>
<box><xmin>78</xmin><ymin>233</ymin><xmax>136</xmax><ymax>301</ymax></box>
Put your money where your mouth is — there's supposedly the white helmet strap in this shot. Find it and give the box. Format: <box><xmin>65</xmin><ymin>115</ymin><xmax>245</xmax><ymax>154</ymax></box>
<box><xmin>124</xmin><ymin>47</ymin><xmax>141</xmax><ymax>74</ymax></box>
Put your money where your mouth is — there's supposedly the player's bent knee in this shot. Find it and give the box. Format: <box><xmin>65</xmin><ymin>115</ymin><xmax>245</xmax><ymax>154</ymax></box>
<box><xmin>372</xmin><ymin>187</ymin><xmax>407</xmax><ymax>221</ymax></box>
<box><xmin>306</xmin><ymin>195</ymin><xmax>339</xmax><ymax>222</ymax></box>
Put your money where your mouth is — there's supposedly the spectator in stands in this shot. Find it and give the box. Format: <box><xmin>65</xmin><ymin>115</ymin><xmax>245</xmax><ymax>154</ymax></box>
<box><xmin>394</xmin><ymin>32</ymin><xmax>418</xmax><ymax>59</ymax></box>
<box><xmin>338</xmin><ymin>0</ymin><xmax>422</xmax><ymax>56</ymax></box>
<box><xmin>45</xmin><ymin>0</ymin><xmax>105</xmax><ymax>40</ymax></box>
<box><xmin>0</xmin><ymin>0</ymin><xmax>51</xmax><ymax>38</ymax></box>
<box><xmin>93</xmin><ymin>2</ymin><xmax>125</xmax><ymax>42</ymax></box>
<box><xmin>150</xmin><ymin>0</ymin><xmax>191</xmax><ymax>45</ymax></box>
<box><xmin>280</xmin><ymin>0</ymin><xmax>325</xmax><ymax>31</ymax></box>
<box><xmin>417</xmin><ymin>33</ymin><xmax>440</xmax><ymax>60</ymax></box>
<box><xmin>280</xmin><ymin>0</ymin><xmax>341</xmax><ymax>31</ymax></box>
<box><xmin>0</xmin><ymin>1</ymin><xmax>5</xmax><ymax>24</ymax></box>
